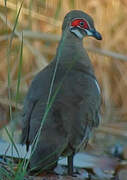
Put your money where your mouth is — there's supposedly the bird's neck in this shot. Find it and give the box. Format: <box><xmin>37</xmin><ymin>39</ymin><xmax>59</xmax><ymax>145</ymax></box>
<box><xmin>55</xmin><ymin>30</ymin><xmax>94</xmax><ymax>74</ymax></box>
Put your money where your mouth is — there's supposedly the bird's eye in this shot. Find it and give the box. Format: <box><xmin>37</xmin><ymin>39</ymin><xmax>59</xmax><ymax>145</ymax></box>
<box><xmin>80</xmin><ymin>21</ymin><xmax>84</xmax><ymax>27</ymax></box>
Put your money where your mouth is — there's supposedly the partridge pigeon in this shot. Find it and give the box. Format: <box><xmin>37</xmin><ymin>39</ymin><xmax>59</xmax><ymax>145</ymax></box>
<box><xmin>21</xmin><ymin>10</ymin><xmax>102</xmax><ymax>175</ymax></box>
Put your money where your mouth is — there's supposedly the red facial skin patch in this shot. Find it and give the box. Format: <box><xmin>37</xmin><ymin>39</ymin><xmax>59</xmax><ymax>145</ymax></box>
<box><xmin>71</xmin><ymin>19</ymin><xmax>89</xmax><ymax>30</ymax></box>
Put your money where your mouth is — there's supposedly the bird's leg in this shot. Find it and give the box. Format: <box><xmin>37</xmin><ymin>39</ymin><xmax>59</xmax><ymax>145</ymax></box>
<box><xmin>67</xmin><ymin>152</ymin><xmax>74</xmax><ymax>175</ymax></box>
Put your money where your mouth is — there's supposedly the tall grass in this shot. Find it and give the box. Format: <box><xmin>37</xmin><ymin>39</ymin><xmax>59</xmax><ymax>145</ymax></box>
<box><xmin>0</xmin><ymin>1</ymin><xmax>26</xmax><ymax>179</ymax></box>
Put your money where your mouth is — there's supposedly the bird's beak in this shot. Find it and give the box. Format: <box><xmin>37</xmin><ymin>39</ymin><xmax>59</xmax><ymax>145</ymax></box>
<box><xmin>85</xmin><ymin>28</ymin><xmax>102</xmax><ymax>40</ymax></box>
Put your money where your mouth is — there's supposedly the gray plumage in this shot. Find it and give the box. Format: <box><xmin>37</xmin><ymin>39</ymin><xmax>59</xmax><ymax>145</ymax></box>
<box><xmin>21</xmin><ymin>10</ymin><xmax>101</xmax><ymax>174</ymax></box>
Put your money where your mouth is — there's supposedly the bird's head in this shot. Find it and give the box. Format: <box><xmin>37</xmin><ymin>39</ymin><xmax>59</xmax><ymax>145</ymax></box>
<box><xmin>62</xmin><ymin>10</ymin><xmax>102</xmax><ymax>40</ymax></box>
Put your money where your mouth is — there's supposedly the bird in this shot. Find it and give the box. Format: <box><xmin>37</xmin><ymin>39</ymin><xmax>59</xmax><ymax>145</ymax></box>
<box><xmin>21</xmin><ymin>10</ymin><xmax>102</xmax><ymax>175</ymax></box>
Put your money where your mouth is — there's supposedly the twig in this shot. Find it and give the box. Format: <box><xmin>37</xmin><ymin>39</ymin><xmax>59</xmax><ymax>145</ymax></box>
<box><xmin>22</xmin><ymin>30</ymin><xmax>60</xmax><ymax>42</ymax></box>
<box><xmin>87</xmin><ymin>46</ymin><xmax>127</xmax><ymax>62</ymax></box>
<box><xmin>0</xmin><ymin>34</ymin><xmax>12</xmax><ymax>41</ymax></box>
<box><xmin>96</xmin><ymin>126</ymin><xmax>127</xmax><ymax>137</ymax></box>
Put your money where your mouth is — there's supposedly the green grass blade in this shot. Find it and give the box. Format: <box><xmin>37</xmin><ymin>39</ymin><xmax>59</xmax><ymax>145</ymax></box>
<box><xmin>5</xmin><ymin>0</ymin><xmax>24</xmax><ymax>160</ymax></box>
<box><xmin>4</xmin><ymin>127</ymin><xmax>20</xmax><ymax>158</ymax></box>
<box><xmin>7</xmin><ymin>0</ymin><xmax>24</xmax><ymax>117</ymax></box>
<box><xmin>10</xmin><ymin>0</ymin><xmax>24</xmax><ymax>40</ymax></box>
<box><xmin>15</xmin><ymin>32</ymin><xmax>23</xmax><ymax>106</ymax></box>
<box><xmin>13</xmin><ymin>160</ymin><xmax>27</xmax><ymax>180</ymax></box>
<box><xmin>27</xmin><ymin>28</ymin><xmax>76</xmax><ymax>173</ymax></box>
<box><xmin>30</xmin><ymin>26</ymin><xmax>68</xmax><ymax>156</ymax></box>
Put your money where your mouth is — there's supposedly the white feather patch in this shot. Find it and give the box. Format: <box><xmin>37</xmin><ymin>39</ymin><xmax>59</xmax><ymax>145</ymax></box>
<box><xmin>71</xmin><ymin>29</ymin><xmax>83</xmax><ymax>39</ymax></box>
<box><xmin>85</xmin><ymin>29</ymin><xmax>93</xmax><ymax>36</ymax></box>
<box><xmin>94</xmin><ymin>79</ymin><xmax>101</xmax><ymax>94</ymax></box>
